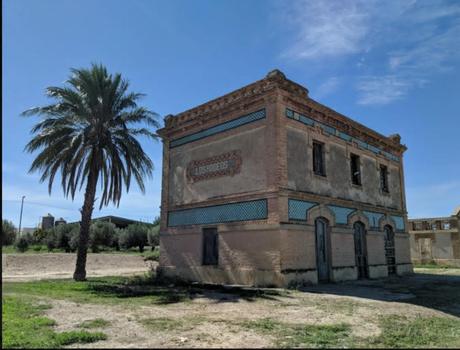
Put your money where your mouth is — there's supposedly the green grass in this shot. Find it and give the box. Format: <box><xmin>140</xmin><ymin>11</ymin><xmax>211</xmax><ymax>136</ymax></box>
<box><xmin>78</xmin><ymin>318</ymin><xmax>111</xmax><ymax>329</ymax></box>
<box><xmin>2</xmin><ymin>295</ymin><xmax>107</xmax><ymax>348</ymax></box>
<box><xmin>2</xmin><ymin>275</ymin><xmax>191</xmax><ymax>306</ymax></box>
<box><xmin>142</xmin><ymin>247</ymin><xmax>160</xmax><ymax>261</ymax></box>
<box><xmin>368</xmin><ymin>315</ymin><xmax>460</xmax><ymax>348</ymax></box>
<box><xmin>2</xmin><ymin>275</ymin><xmax>287</xmax><ymax>307</ymax></box>
<box><xmin>241</xmin><ymin>318</ymin><xmax>353</xmax><ymax>348</ymax></box>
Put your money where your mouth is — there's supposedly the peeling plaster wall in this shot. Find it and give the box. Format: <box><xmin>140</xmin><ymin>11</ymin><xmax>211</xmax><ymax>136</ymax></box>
<box><xmin>169</xmin><ymin>126</ymin><xmax>267</xmax><ymax>206</ymax></box>
<box><xmin>286</xmin><ymin>127</ymin><xmax>402</xmax><ymax>211</ymax></box>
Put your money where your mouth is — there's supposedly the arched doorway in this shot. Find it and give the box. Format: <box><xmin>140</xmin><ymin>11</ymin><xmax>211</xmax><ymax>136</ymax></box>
<box><xmin>353</xmin><ymin>221</ymin><xmax>368</xmax><ymax>279</ymax></box>
<box><xmin>384</xmin><ymin>225</ymin><xmax>396</xmax><ymax>275</ymax></box>
<box><xmin>315</xmin><ymin>217</ymin><xmax>331</xmax><ymax>282</ymax></box>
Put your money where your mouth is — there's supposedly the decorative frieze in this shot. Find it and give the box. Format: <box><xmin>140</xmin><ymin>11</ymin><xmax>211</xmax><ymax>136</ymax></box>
<box><xmin>170</xmin><ymin>109</ymin><xmax>266</xmax><ymax>148</ymax></box>
<box><xmin>167</xmin><ymin>199</ymin><xmax>268</xmax><ymax>227</ymax></box>
<box><xmin>186</xmin><ymin>150</ymin><xmax>242</xmax><ymax>183</ymax></box>
<box><xmin>286</xmin><ymin>108</ymin><xmax>400</xmax><ymax>162</ymax></box>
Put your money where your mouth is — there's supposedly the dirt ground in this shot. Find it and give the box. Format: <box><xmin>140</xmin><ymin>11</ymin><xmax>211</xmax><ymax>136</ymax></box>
<box><xmin>1</xmin><ymin>253</ymin><xmax>153</xmax><ymax>281</ymax></box>
<box><xmin>2</xmin><ymin>252</ymin><xmax>460</xmax><ymax>348</ymax></box>
<box><xmin>43</xmin><ymin>271</ymin><xmax>460</xmax><ymax>348</ymax></box>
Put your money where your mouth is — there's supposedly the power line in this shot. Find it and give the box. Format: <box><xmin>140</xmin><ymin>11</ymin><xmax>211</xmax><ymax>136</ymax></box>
<box><xmin>2</xmin><ymin>199</ymin><xmax>78</xmax><ymax>212</ymax></box>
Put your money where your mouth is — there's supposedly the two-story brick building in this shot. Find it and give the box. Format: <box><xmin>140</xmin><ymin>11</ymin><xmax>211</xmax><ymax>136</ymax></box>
<box><xmin>157</xmin><ymin>70</ymin><xmax>413</xmax><ymax>286</ymax></box>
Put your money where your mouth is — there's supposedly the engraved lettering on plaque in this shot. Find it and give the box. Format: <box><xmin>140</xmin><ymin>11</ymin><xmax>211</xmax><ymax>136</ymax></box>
<box><xmin>186</xmin><ymin>150</ymin><xmax>242</xmax><ymax>183</ymax></box>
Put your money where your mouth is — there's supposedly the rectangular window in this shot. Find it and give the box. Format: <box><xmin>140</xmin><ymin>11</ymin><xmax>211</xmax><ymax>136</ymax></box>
<box><xmin>443</xmin><ymin>222</ymin><xmax>451</xmax><ymax>230</ymax></box>
<box><xmin>380</xmin><ymin>165</ymin><xmax>389</xmax><ymax>193</ymax></box>
<box><xmin>202</xmin><ymin>228</ymin><xmax>218</xmax><ymax>266</ymax></box>
<box><xmin>350</xmin><ymin>154</ymin><xmax>361</xmax><ymax>185</ymax></box>
<box><xmin>313</xmin><ymin>141</ymin><xmax>326</xmax><ymax>176</ymax></box>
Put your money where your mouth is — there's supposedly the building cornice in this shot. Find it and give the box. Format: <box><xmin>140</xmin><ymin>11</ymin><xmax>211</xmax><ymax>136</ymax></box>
<box><xmin>157</xmin><ymin>70</ymin><xmax>406</xmax><ymax>154</ymax></box>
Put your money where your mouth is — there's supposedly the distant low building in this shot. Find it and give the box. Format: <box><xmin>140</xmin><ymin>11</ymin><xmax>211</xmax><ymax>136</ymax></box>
<box><xmin>41</xmin><ymin>213</ymin><xmax>55</xmax><ymax>230</ymax></box>
<box><xmin>21</xmin><ymin>227</ymin><xmax>37</xmax><ymax>235</ymax></box>
<box><xmin>54</xmin><ymin>217</ymin><xmax>67</xmax><ymax>226</ymax></box>
<box><xmin>69</xmin><ymin>215</ymin><xmax>151</xmax><ymax>229</ymax></box>
<box><xmin>409</xmin><ymin>206</ymin><xmax>460</xmax><ymax>267</ymax></box>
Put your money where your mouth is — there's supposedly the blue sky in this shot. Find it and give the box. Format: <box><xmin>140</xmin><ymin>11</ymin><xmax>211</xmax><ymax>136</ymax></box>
<box><xmin>3</xmin><ymin>0</ymin><xmax>460</xmax><ymax>228</ymax></box>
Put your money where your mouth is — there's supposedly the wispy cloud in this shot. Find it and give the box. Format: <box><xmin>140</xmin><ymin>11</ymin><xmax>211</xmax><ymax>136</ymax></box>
<box><xmin>282</xmin><ymin>0</ymin><xmax>370</xmax><ymax>60</ymax></box>
<box><xmin>279</xmin><ymin>0</ymin><xmax>460</xmax><ymax>105</ymax></box>
<box><xmin>356</xmin><ymin>75</ymin><xmax>426</xmax><ymax>105</ymax></box>
<box><xmin>314</xmin><ymin>77</ymin><xmax>341</xmax><ymax>99</ymax></box>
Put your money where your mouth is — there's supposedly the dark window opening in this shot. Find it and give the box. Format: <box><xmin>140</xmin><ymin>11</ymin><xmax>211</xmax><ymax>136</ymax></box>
<box><xmin>202</xmin><ymin>228</ymin><xmax>218</xmax><ymax>266</ymax></box>
<box><xmin>350</xmin><ymin>154</ymin><xmax>361</xmax><ymax>186</ymax></box>
<box><xmin>380</xmin><ymin>165</ymin><xmax>389</xmax><ymax>193</ymax></box>
<box><xmin>313</xmin><ymin>141</ymin><xmax>326</xmax><ymax>176</ymax></box>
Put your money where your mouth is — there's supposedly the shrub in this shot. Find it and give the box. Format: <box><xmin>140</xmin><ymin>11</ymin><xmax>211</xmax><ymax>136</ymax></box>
<box><xmin>2</xmin><ymin>220</ymin><xmax>17</xmax><ymax>246</ymax></box>
<box><xmin>22</xmin><ymin>232</ymin><xmax>39</xmax><ymax>246</ymax></box>
<box><xmin>32</xmin><ymin>228</ymin><xmax>48</xmax><ymax>244</ymax></box>
<box><xmin>45</xmin><ymin>228</ymin><xmax>58</xmax><ymax>251</ymax></box>
<box><xmin>119</xmin><ymin>223</ymin><xmax>149</xmax><ymax>252</ymax></box>
<box><xmin>89</xmin><ymin>221</ymin><xmax>116</xmax><ymax>253</ymax></box>
<box><xmin>147</xmin><ymin>225</ymin><xmax>160</xmax><ymax>249</ymax></box>
<box><xmin>55</xmin><ymin>223</ymin><xmax>80</xmax><ymax>252</ymax></box>
<box><xmin>144</xmin><ymin>246</ymin><xmax>160</xmax><ymax>261</ymax></box>
<box><xmin>152</xmin><ymin>216</ymin><xmax>161</xmax><ymax>226</ymax></box>
<box><xmin>15</xmin><ymin>236</ymin><xmax>29</xmax><ymax>252</ymax></box>
<box><xmin>112</xmin><ymin>228</ymin><xmax>123</xmax><ymax>251</ymax></box>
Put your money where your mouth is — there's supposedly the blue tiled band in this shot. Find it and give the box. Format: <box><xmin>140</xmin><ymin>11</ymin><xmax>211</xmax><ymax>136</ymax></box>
<box><xmin>288</xmin><ymin>199</ymin><xmax>318</xmax><ymax>220</ymax></box>
<box><xmin>168</xmin><ymin>199</ymin><xmax>268</xmax><ymax>227</ymax></box>
<box><xmin>286</xmin><ymin>108</ymin><xmax>400</xmax><ymax>162</ymax></box>
<box><xmin>170</xmin><ymin>109</ymin><xmax>266</xmax><ymax>148</ymax></box>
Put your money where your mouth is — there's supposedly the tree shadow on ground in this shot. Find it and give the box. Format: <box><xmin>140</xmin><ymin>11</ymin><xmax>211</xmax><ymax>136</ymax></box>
<box><xmin>298</xmin><ymin>272</ymin><xmax>460</xmax><ymax>318</ymax></box>
<box><xmin>84</xmin><ymin>275</ymin><xmax>291</xmax><ymax>305</ymax></box>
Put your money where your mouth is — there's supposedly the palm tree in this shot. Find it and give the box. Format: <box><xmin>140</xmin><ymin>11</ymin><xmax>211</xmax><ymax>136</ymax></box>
<box><xmin>22</xmin><ymin>64</ymin><xmax>159</xmax><ymax>281</ymax></box>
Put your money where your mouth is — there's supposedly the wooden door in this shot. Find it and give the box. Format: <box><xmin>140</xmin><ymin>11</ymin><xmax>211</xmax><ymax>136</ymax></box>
<box><xmin>354</xmin><ymin>222</ymin><xmax>368</xmax><ymax>279</ymax></box>
<box><xmin>384</xmin><ymin>225</ymin><xmax>396</xmax><ymax>275</ymax></box>
<box><xmin>315</xmin><ymin>218</ymin><xmax>330</xmax><ymax>282</ymax></box>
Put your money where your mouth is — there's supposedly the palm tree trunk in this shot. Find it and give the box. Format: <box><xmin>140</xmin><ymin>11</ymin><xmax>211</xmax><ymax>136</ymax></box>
<box><xmin>73</xmin><ymin>163</ymin><xmax>99</xmax><ymax>281</ymax></box>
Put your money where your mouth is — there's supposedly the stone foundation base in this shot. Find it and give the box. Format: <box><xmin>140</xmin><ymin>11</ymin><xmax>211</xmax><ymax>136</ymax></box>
<box><xmin>369</xmin><ymin>265</ymin><xmax>389</xmax><ymax>279</ymax></box>
<box><xmin>332</xmin><ymin>266</ymin><xmax>357</xmax><ymax>282</ymax></box>
<box><xmin>158</xmin><ymin>266</ymin><xmax>285</xmax><ymax>287</ymax></box>
<box><xmin>396</xmin><ymin>263</ymin><xmax>414</xmax><ymax>275</ymax></box>
<box><xmin>159</xmin><ymin>263</ymin><xmax>415</xmax><ymax>287</ymax></box>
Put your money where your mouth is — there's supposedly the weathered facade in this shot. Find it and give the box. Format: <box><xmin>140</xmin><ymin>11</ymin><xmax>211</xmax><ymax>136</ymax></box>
<box><xmin>157</xmin><ymin>70</ymin><xmax>413</xmax><ymax>286</ymax></box>
<box><xmin>409</xmin><ymin>207</ymin><xmax>460</xmax><ymax>267</ymax></box>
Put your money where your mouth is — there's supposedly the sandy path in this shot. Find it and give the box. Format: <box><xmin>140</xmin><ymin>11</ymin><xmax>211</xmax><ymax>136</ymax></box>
<box><xmin>2</xmin><ymin>253</ymin><xmax>153</xmax><ymax>281</ymax></box>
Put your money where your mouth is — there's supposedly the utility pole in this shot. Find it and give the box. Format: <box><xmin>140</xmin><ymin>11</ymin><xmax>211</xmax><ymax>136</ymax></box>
<box><xmin>18</xmin><ymin>196</ymin><xmax>25</xmax><ymax>236</ymax></box>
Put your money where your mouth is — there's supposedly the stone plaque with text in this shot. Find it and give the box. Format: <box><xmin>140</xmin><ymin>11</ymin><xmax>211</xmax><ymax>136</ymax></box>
<box><xmin>186</xmin><ymin>150</ymin><xmax>242</xmax><ymax>183</ymax></box>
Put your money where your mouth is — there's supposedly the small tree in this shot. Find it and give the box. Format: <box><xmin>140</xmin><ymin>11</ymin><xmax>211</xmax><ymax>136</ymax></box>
<box><xmin>32</xmin><ymin>228</ymin><xmax>48</xmax><ymax>244</ymax></box>
<box><xmin>119</xmin><ymin>223</ymin><xmax>148</xmax><ymax>252</ymax></box>
<box><xmin>2</xmin><ymin>220</ymin><xmax>17</xmax><ymax>246</ymax></box>
<box><xmin>147</xmin><ymin>225</ymin><xmax>160</xmax><ymax>250</ymax></box>
<box><xmin>55</xmin><ymin>223</ymin><xmax>79</xmax><ymax>252</ymax></box>
<box><xmin>89</xmin><ymin>221</ymin><xmax>116</xmax><ymax>252</ymax></box>
<box><xmin>15</xmin><ymin>236</ymin><xmax>29</xmax><ymax>252</ymax></box>
<box><xmin>45</xmin><ymin>228</ymin><xmax>57</xmax><ymax>251</ymax></box>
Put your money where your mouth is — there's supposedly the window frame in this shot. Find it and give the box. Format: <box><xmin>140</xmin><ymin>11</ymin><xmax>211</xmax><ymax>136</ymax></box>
<box><xmin>202</xmin><ymin>227</ymin><xmax>218</xmax><ymax>266</ymax></box>
<box><xmin>379</xmin><ymin>164</ymin><xmax>389</xmax><ymax>193</ymax></box>
<box><xmin>350</xmin><ymin>153</ymin><xmax>362</xmax><ymax>186</ymax></box>
<box><xmin>312</xmin><ymin>140</ymin><xmax>326</xmax><ymax>177</ymax></box>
